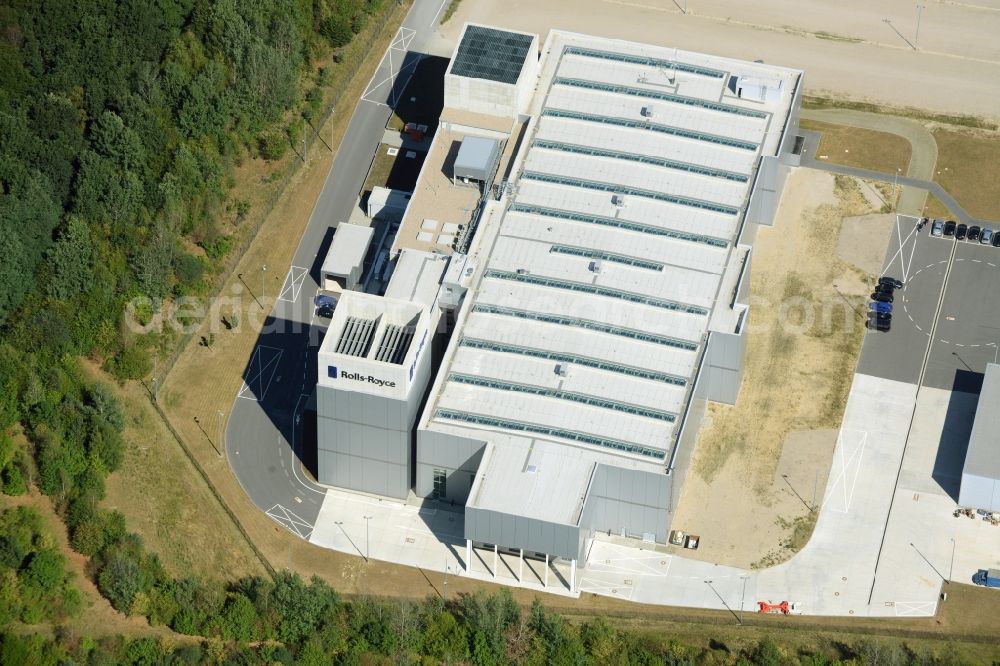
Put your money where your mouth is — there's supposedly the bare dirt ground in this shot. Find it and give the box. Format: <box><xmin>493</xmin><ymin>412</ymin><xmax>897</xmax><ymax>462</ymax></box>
<box><xmin>670</xmin><ymin>169</ymin><xmax>886</xmax><ymax>569</ymax></box>
<box><xmin>430</xmin><ymin>0</ymin><xmax>1000</xmax><ymax>121</ymax></box>
<box><xmin>837</xmin><ymin>213</ymin><xmax>896</xmax><ymax>275</ymax></box>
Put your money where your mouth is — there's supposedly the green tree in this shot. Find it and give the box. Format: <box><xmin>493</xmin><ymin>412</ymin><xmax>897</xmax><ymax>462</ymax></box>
<box><xmin>47</xmin><ymin>217</ymin><xmax>96</xmax><ymax>300</ymax></box>
<box><xmin>221</xmin><ymin>593</ymin><xmax>259</xmax><ymax>643</ymax></box>
<box><xmin>24</xmin><ymin>549</ymin><xmax>66</xmax><ymax>592</ymax></box>
<box><xmin>420</xmin><ymin>611</ymin><xmax>468</xmax><ymax>662</ymax></box>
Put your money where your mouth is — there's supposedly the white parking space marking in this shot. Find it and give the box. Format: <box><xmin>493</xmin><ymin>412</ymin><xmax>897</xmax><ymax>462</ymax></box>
<box><xmin>238</xmin><ymin>345</ymin><xmax>283</xmax><ymax>401</ymax></box>
<box><xmin>894</xmin><ymin>601</ymin><xmax>937</xmax><ymax>617</ymax></box>
<box><xmin>266</xmin><ymin>504</ymin><xmax>314</xmax><ymax>540</ymax></box>
<box><xmin>277</xmin><ymin>266</ymin><xmax>309</xmax><ymax>303</ymax></box>
<box><xmin>825</xmin><ymin>429</ymin><xmax>868</xmax><ymax>513</ymax></box>
<box><xmin>361</xmin><ymin>27</ymin><xmax>419</xmax><ymax>107</ymax></box>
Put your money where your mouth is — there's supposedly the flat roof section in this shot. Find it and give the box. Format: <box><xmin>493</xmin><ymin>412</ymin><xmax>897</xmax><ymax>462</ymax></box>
<box><xmin>424</xmin><ymin>29</ymin><xmax>800</xmax><ymax>468</ymax></box>
<box><xmin>964</xmin><ymin>363</ymin><xmax>1000</xmax><ymax>480</ymax></box>
<box><xmin>392</xmin><ymin>127</ymin><xmax>492</xmax><ymax>256</ymax></box>
<box><xmin>384</xmin><ymin>250</ymin><xmax>449</xmax><ymax>308</ymax></box>
<box><xmin>322</xmin><ymin>223</ymin><xmax>374</xmax><ymax>278</ymax></box>
<box><xmin>450</xmin><ymin>24</ymin><xmax>534</xmax><ymax>85</ymax></box>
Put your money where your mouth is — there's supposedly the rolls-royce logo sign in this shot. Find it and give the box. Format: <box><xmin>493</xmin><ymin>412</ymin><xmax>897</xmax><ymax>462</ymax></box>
<box><xmin>329</xmin><ymin>365</ymin><xmax>396</xmax><ymax>388</ymax></box>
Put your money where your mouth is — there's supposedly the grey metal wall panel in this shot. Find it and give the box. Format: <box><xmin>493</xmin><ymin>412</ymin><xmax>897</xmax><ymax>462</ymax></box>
<box><xmin>415</xmin><ymin>429</ymin><xmax>487</xmax><ymax>502</ymax></box>
<box><xmin>959</xmin><ymin>473</ymin><xmax>1000</xmax><ymax>512</ymax></box>
<box><xmin>702</xmin><ymin>330</ymin><xmax>746</xmax><ymax>406</ymax></box>
<box><xmin>578</xmin><ymin>464</ymin><xmax>671</xmax><ymax>547</ymax></box>
<box><xmin>747</xmin><ymin>155</ymin><xmax>780</xmax><ymax>227</ymax></box>
<box><xmin>465</xmin><ymin>507</ymin><xmax>581</xmax><ymax>560</ymax></box>
<box><xmin>316</xmin><ymin>383</ymin><xmax>415</xmax><ymax>499</ymax></box>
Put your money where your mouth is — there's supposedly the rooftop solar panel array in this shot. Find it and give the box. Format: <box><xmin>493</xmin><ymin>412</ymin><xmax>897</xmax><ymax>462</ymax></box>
<box><xmin>451</xmin><ymin>25</ymin><xmax>533</xmax><ymax>84</ymax></box>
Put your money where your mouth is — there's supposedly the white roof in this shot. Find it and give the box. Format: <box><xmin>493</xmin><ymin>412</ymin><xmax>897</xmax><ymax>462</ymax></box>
<box><xmin>467</xmin><ymin>437</ymin><xmax>662</xmax><ymax>526</ymax></box>
<box><xmin>384</xmin><ymin>250</ymin><xmax>449</xmax><ymax>308</ymax></box>
<box><xmin>322</xmin><ymin>224</ymin><xmax>374</xmax><ymax>278</ymax></box>
<box><xmin>424</xmin><ymin>29</ymin><xmax>800</xmax><ymax>469</ymax></box>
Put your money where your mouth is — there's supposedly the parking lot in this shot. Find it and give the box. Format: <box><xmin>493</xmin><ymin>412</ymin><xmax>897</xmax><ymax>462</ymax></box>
<box><xmin>859</xmin><ymin>215</ymin><xmax>1000</xmax><ymax>391</ymax></box>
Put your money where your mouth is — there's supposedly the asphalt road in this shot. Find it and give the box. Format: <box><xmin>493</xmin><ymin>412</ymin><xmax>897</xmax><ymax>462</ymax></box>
<box><xmin>226</xmin><ymin>0</ymin><xmax>448</xmax><ymax>537</ymax></box>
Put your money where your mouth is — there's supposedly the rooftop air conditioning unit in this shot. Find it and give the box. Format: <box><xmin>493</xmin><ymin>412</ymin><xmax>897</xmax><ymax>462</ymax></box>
<box><xmin>516</xmin><ymin>268</ymin><xmax>529</xmax><ymax>275</ymax></box>
<box><xmin>612</xmin><ymin>194</ymin><xmax>625</xmax><ymax>207</ymax></box>
<box><xmin>589</xmin><ymin>260</ymin><xmax>602</xmax><ymax>274</ymax></box>
<box><xmin>554</xmin><ymin>364</ymin><xmax>568</xmax><ymax>377</ymax></box>
<box><xmin>640</xmin><ymin>106</ymin><xmax>653</xmax><ymax>118</ymax></box>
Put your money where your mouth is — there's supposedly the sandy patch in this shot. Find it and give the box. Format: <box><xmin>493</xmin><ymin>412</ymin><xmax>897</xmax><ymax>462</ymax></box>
<box><xmin>837</xmin><ymin>213</ymin><xmax>896</xmax><ymax>276</ymax></box>
<box><xmin>670</xmin><ymin>168</ymin><xmax>887</xmax><ymax>569</ymax></box>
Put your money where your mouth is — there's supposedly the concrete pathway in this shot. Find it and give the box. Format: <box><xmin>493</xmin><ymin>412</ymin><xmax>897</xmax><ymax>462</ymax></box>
<box><xmin>802</xmin><ymin>108</ymin><xmax>938</xmax><ymax>217</ymax></box>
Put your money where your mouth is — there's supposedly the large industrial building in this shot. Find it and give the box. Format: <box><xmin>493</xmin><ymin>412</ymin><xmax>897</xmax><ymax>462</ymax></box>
<box><xmin>959</xmin><ymin>363</ymin><xmax>1000</xmax><ymax>512</ymax></box>
<box><xmin>315</xmin><ymin>23</ymin><xmax>803</xmax><ymax>588</ymax></box>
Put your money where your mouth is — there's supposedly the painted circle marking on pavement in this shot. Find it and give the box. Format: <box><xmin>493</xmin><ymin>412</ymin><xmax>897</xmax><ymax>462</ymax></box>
<box><xmin>902</xmin><ymin>256</ymin><xmax>1000</xmax><ymax>348</ymax></box>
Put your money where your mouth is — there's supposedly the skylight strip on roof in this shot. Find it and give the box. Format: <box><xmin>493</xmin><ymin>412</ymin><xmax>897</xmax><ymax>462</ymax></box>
<box><xmin>448</xmin><ymin>372</ymin><xmax>677</xmax><ymax>421</ymax></box>
<box><xmin>554</xmin><ymin>76</ymin><xmax>768</xmax><ymax>119</ymax></box>
<box><xmin>563</xmin><ymin>46</ymin><xmax>725</xmax><ymax>79</ymax></box>
<box><xmin>434</xmin><ymin>409</ymin><xmax>667</xmax><ymax>459</ymax></box>
<box><xmin>483</xmin><ymin>269</ymin><xmax>710</xmax><ymax>315</ymax></box>
<box><xmin>520</xmin><ymin>171</ymin><xmax>740</xmax><ymax>216</ymax></box>
<box><xmin>460</xmin><ymin>337</ymin><xmax>687</xmax><ymax>385</ymax></box>
<box><xmin>472</xmin><ymin>303</ymin><xmax>699</xmax><ymax>350</ymax></box>
<box><xmin>533</xmin><ymin>139</ymin><xmax>748</xmax><ymax>182</ymax></box>
<box><xmin>542</xmin><ymin>108</ymin><xmax>758</xmax><ymax>151</ymax></box>
<box><xmin>549</xmin><ymin>244</ymin><xmax>663</xmax><ymax>271</ymax></box>
<box><xmin>509</xmin><ymin>202</ymin><xmax>729</xmax><ymax>248</ymax></box>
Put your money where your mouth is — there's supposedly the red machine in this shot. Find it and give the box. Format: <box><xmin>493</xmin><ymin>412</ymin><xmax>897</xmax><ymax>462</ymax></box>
<box><xmin>757</xmin><ymin>600</ymin><xmax>790</xmax><ymax>615</ymax></box>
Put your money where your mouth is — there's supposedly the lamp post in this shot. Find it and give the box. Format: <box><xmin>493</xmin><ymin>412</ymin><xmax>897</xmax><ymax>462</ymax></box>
<box><xmin>261</xmin><ymin>264</ymin><xmax>267</xmax><ymax>305</ymax></box>
<box><xmin>948</xmin><ymin>537</ymin><xmax>956</xmax><ymax>584</ymax></box>
<box><xmin>740</xmin><ymin>574</ymin><xmax>750</xmax><ymax>625</ymax></box>
<box><xmin>916</xmin><ymin>3</ymin><xmax>926</xmax><ymax>49</ymax></box>
<box><xmin>704</xmin><ymin>580</ymin><xmax>742</xmax><ymax>625</ymax></box>
<box><xmin>363</xmin><ymin>515</ymin><xmax>373</xmax><ymax>562</ymax></box>
<box><xmin>894</xmin><ymin>167</ymin><xmax>902</xmax><ymax>209</ymax></box>
<box><xmin>216</xmin><ymin>410</ymin><xmax>224</xmax><ymax>457</ymax></box>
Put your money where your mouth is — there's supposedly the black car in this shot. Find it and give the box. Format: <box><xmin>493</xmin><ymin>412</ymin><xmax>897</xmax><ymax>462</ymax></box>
<box><xmin>956</xmin><ymin>223</ymin><xmax>968</xmax><ymax>240</ymax></box>
<box><xmin>878</xmin><ymin>276</ymin><xmax>904</xmax><ymax>289</ymax></box>
<box><xmin>944</xmin><ymin>220</ymin><xmax>957</xmax><ymax>236</ymax></box>
<box><xmin>871</xmin><ymin>291</ymin><xmax>894</xmax><ymax>303</ymax></box>
<box><xmin>993</xmin><ymin>231</ymin><xmax>1000</xmax><ymax>247</ymax></box>
<box><xmin>867</xmin><ymin>313</ymin><xmax>891</xmax><ymax>331</ymax></box>
<box><xmin>875</xmin><ymin>283</ymin><xmax>895</xmax><ymax>296</ymax></box>
<box><xmin>969</xmin><ymin>225</ymin><xmax>982</xmax><ymax>242</ymax></box>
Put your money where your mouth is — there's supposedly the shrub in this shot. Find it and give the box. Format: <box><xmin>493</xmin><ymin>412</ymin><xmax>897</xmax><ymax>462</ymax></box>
<box><xmin>258</xmin><ymin>130</ymin><xmax>288</xmax><ymax>161</ymax></box>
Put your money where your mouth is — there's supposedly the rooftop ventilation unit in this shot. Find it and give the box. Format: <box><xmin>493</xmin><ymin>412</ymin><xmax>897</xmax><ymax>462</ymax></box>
<box><xmin>640</xmin><ymin>105</ymin><xmax>653</xmax><ymax>118</ymax></box>
<box><xmin>612</xmin><ymin>194</ymin><xmax>625</xmax><ymax>207</ymax></box>
<box><xmin>554</xmin><ymin>363</ymin><xmax>568</xmax><ymax>377</ymax></box>
<box><xmin>589</xmin><ymin>260</ymin><xmax>603</xmax><ymax>274</ymax></box>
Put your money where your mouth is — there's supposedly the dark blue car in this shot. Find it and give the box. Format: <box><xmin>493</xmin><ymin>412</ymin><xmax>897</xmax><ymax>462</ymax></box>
<box><xmin>869</xmin><ymin>301</ymin><xmax>892</xmax><ymax>314</ymax></box>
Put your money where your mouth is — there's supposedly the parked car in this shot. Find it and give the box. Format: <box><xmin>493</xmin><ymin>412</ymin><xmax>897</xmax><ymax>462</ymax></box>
<box><xmin>993</xmin><ymin>231</ymin><xmax>1000</xmax><ymax>247</ymax></box>
<box><xmin>869</xmin><ymin>301</ymin><xmax>893</xmax><ymax>314</ymax></box>
<box><xmin>981</xmin><ymin>229</ymin><xmax>994</xmax><ymax>245</ymax></box>
<box><xmin>969</xmin><ymin>225</ymin><xmax>982</xmax><ymax>241</ymax></box>
<box><xmin>956</xmin><ymin>224</ymin><xmax>968</xmax><ymax>240</ymax></box>
<box><xmin>931</xmin><ymin>219</ymin><xmax>944</xmax><ymax>237</ymax></box>
<box><xmin>871</xmin><ymin>291</ymin><xmax>894</xmax><ymax>303</ymax></box>
<box><xmin>944</xmin><ymin>220</ymin><xmax>957</xmax><ymax>236</ymax></box>
<box><xmin>867</xmin><ymin>313</ymin><xmax>891</xmax><ymax>331</ymax></box>
<box><xmin>878</xmin><ymin>276</ymin><xmax>904</xmax><ymax>289</ymax></box>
